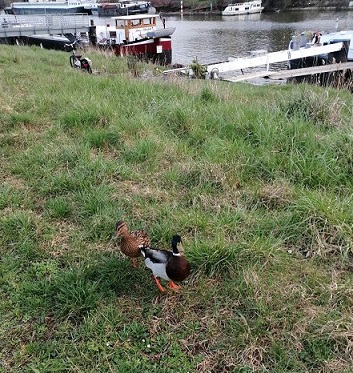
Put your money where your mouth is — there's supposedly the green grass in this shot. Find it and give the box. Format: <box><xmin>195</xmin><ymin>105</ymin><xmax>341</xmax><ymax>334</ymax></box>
<box><xmin>1</xmin><ymin>44</ymin><xmax>353</xmax><ymax>372</ymax></box>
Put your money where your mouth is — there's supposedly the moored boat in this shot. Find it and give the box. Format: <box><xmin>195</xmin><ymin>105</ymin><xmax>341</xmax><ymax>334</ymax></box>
<box><xmin>4</xmin><ymin>0</ymin><xmax>96</xmax><ymax>15</ymax></box>
<box><xmin>222</xmin><ymin>0</ymin><xmax>264</xmax><ymax>16</ymax></box>
<box><xmin>289</xmin><ymin>30</ymin><xmax>353</xmax><ymax>67</ymax></box>
<box><xmin>96</xmin><ymin>14</ymin><xmax>175</xmax><ymax>65</ymax></box>
<box><xmin>97</xmin><ymin>0</ymin><xmax>152</xmax><ymax>17</ymax></box>
<box><xmin>288</xmin><ymin>30</ymin><xmax>353</xmax><ymax>86</ymax></box>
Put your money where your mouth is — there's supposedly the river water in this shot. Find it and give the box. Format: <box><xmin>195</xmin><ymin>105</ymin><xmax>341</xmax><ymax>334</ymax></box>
<box><xmin>160</xmin><ymin>10</ymin><xmax>353</xmax><ymax>65</ymax></box>
<box><xmin>2</xmin><ymin>8</ymin><xmax>353</xmax><ymax>67</ymax></box>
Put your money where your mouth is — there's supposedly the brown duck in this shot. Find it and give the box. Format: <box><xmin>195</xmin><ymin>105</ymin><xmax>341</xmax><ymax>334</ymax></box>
<box><xmin>140</xmin><ymin>235</ymin><xmax>191</xmax><ymax>292</ymax></box>
<box><xmin>113</xmin><ymin>220</ymin><xmax>150</xmax><ymax>268</ymax></box>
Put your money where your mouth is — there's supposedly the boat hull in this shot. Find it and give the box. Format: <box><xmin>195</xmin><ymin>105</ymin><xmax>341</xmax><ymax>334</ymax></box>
<box><xmin>0</xmin><ymin>34</ymin><xmax>71</xmax><ymax>50</ymax></box>
<box><xmin>222</xmin><ymin>7</ymin><xmax>263</xmax><ymax>15</ymax></box>
<box><xmin>113</xmin><ymin>37</ymin><xmax>172</xmax><ymax>65</ymax></box>
<box><xmin>24</xmin><ymin>34</ymin><xmax>71</xmax><ymax>49</ymax></box>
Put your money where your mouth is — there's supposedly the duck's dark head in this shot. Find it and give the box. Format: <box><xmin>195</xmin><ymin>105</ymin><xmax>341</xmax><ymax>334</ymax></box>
<box><xmin>171</xmin><ymin>234</ymin><xmax>183</xmax><ymax>255</ymax></box>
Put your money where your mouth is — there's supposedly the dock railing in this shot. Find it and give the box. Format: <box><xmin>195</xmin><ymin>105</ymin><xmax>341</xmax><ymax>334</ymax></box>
<box><xmin>0</xmin><ymin>14</ymin><xmax>91</xmax><ymax>38</ymax></box>
<box><xmin>206</xmin><ymin>42</ymin><xmax>344</xmax><ymax>74</ymax></box>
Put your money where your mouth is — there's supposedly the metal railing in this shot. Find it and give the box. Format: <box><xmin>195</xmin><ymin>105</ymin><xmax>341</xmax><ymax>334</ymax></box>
<box><xmin>0</xmin><ymin>14</ymin><xmax>91</xmax><ymax>38</ymax></box>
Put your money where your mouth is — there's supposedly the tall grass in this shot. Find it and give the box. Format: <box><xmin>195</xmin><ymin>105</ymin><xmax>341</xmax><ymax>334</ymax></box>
<box><xmin>1</xmin><ymin>44</ymin><xmax>353</xmax><ymax>372</ymax></box>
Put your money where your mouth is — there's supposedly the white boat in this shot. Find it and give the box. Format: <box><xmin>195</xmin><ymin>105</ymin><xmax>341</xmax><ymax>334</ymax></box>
<box><xmin>288</xmin><ymin>30</ymin><xmax>353</xmax><ymax>69</ymax></box>
<box><xmin>287</xmin><ymin>29</ymin><xmax>353</xmax><ymax>86</ymax></box>
<box><xmin>4</xmin><ymin>0</ymin><xmax>96</xmax><ymax>15</ymax></box>
<box><xmin>222</xmin><ymin>0</ymin><xmax>264</xmax><ymax>16</ymax></box>
<box><xmin>97</xmin><ymin>0</ymin><xmax>152</xmax><ymax>17</ymax></box>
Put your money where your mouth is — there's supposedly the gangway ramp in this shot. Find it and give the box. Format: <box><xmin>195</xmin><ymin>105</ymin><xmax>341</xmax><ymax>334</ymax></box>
<box><xmin>206</xmin><ymin>42</ymin><xmax>344</xmax><ymax>75</ymax></box>
<box><xmin>222</xmin><ymin>62</ymin><xmax>353</xmax><ymax>83</ymax></box>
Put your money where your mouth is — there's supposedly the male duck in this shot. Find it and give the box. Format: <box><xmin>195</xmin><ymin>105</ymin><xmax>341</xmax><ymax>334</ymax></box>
<box><xmin>140</xmin><ymin>234</ymin><xmax>191</xmax><ymax>292</ymax></box>
<box><xmin>112</xmin><ymin>220</ymin><xmax>150</xmax><ymax>268</ymax></box>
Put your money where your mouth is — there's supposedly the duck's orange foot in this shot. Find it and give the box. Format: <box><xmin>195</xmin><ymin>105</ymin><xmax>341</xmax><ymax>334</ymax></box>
<box><xmin>153</xmin><ymin>276</ymin><xmax>165</xmax><ymax>292</ymax></box>
<box><xmin>168</xmin><ymin>281</ymin><xmax>181</xmax><ymax>291</ymax></box>
<box><xmin>131</xmin><ymin>258</ymin><xmax>137</xmax><ymax>269</ymax></box>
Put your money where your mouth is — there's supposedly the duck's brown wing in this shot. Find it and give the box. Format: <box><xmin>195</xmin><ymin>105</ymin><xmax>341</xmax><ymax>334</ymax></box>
<box><xmin>130</xmin><ymin>229</ymin><xmax>150</xmax><ymax>247</ymax></box>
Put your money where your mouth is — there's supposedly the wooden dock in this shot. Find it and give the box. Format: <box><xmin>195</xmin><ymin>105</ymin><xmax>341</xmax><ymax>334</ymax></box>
<box><xmin>0</xmin><ymin>14</ymin><xmax>90</xmax><ymax>38</ymax></box>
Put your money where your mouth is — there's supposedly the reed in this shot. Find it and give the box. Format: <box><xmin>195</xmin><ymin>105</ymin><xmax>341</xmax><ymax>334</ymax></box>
<box><xmin>1</xmin><ymin>44</ymin><xmax>353</xmax><ymax>372</ymax></box>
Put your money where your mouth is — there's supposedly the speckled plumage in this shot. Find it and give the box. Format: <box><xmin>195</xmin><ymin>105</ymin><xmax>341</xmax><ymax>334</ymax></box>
<box><xmin>114</xmin><ymin>220</ymin><xmax>150</xmax><ymax>267</ymax></box>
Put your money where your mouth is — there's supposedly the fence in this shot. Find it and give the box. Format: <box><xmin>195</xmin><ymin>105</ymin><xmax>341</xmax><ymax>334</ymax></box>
<box><xmin>0</xmin><ymin>14</ymin><xmax>91</xmax><ymax>38</ymax></box>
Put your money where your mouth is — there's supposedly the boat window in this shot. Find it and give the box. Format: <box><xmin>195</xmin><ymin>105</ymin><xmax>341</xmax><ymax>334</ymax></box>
<box><xmin>109</xmin><ymin>31</ymin><xmax>117</xmax><ymax>37</ymax></box>
<box><xmin>130</xmin><ymin>19</ymin><xmax>143</xmax><ymax>27</ymax></box>
<box><xmin>142</xmin><ymin>18</ymin><xmax>153</xmax><ymax>26</ymax></box>
<box><xmin>114</xmin><ymin>17</ymin><xmax>156</xmax><ymax>29</ymax></box>
<box><xmin>115</xmin><ymin>19</ymin><xmax>125</xmax><ymax>28</ymax></box>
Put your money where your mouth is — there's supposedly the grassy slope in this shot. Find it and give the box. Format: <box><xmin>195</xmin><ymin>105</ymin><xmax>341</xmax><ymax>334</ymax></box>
<box><xmin>1</xmin><ymin>45</ymin><xmax>353</xmax><ymax>372</ymax></box>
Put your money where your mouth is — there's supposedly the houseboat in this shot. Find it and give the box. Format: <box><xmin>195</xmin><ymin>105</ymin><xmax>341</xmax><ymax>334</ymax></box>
<box><xmin>4</xmin><ymin>0</ymin><xmax>96</xmax><ymax>15</ymax></box>
<box><xmin>222</xmin><ymin>0</ymin><xmax>264</xmax><ymax>16</ymax></box>
<box><xmin>95</xmin><ymin>14</ymin><xmax>175</xmax><ymax>65</ymax></box>
<box><xmin>97</xmin><ymin>0</ymin><xmax>152</xmax><ymax>17</ymax></box>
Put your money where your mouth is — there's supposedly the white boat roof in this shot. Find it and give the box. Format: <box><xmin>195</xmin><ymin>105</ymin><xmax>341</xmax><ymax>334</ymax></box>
<box><xmin>225</xmin><ymin>1</ymin><xmax>261</xmax><ymax>5</ymax></box>
<box><xmin>320</xmin><ymin>30</ymin><xmax>353</xmax><ymax>42</ymax></box>
<box><xmin>111</xmin><ymin>14</ymin><xmax>157</xmax><ymax>20</ymax></box>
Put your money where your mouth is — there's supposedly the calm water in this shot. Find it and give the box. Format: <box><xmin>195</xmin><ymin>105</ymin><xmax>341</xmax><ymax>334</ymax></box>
<box><xmin>160</xmin><ymin>10</ymin><xmax>353</xmax><ymax>65</ymax></box>
<box><xmin>2</xmin><ymin>9</ymin><xmax>353</xmax><ymax>66</ymax></box>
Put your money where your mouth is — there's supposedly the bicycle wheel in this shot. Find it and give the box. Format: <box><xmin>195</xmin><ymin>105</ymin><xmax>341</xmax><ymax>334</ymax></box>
<box><xmin>69</xmin><ymin>55</ymin><xmax>75</xmax><ymax>68</ymax></box>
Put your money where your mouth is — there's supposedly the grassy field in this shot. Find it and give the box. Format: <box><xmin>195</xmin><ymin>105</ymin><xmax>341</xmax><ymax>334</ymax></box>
<box><xmin>1</xmin><ymin>44</ymin><xmax>353</xmax><ymax>372</ymax></box>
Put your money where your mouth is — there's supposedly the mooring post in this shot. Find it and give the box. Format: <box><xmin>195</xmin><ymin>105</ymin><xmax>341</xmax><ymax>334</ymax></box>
<box><xmin>89</xmin><ymin>19</ymin><xmax>97</xmax><ymax>45</ymax></box>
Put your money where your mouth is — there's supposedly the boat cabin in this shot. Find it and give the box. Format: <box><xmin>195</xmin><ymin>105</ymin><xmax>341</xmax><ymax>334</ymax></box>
<box><xmin>100</xmin><ymin>14</ymin><xmax>157</xmax><ymax>45</ymax></box>
<box><xmin>222</xmin><ymin>0</ymin><xmax>263</xmax><ymax>15</ymax></box>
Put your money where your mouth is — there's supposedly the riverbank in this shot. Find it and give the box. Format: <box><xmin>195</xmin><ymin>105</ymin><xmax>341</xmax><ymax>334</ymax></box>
<box><xmin>2</xmin><ymin>44</ymin><xmax>353</xmax><ymax>371</ymax></box>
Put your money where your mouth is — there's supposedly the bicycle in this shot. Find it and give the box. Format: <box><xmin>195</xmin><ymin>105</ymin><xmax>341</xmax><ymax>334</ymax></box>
<box><xmin>64</xmin><ymin>41</ymin><xmax>92</xmax><ymax>74</ymax></box>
